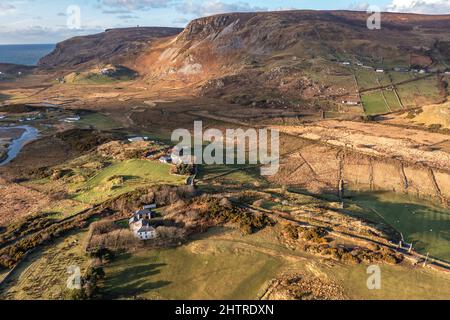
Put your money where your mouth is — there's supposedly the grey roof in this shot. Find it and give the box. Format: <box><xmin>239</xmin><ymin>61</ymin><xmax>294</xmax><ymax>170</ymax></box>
<box><xmin>137</xmin><ymin>225</ymin><xmax>156</xmax><ymax>233</ymax></box>
<box><xmin>135</xmin><ymin>209</ymin><xmax>152</xmax><ymax>216</ymax></box>
<box><xmin>129</xmin><ymin>216</ymin><xmax>138</xmax><ymax>223</ymax></box>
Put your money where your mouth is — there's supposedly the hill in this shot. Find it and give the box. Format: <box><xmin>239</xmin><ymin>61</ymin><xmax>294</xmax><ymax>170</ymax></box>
<box><xmin>37</xmin><ymin>10</ymin><xmax>450</xmax><ymax>111</ymax></box>
<box><xmin>135</xmin><ymin>11</ymin><xmax>450</xmax><ymax>109</ymax></box>
<box><xmin>38</xmin><ymin>27</ymin><xmax>183</xmax><ymax>70</ymax></box>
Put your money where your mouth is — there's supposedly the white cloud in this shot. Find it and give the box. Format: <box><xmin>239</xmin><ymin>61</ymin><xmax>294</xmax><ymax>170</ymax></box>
<box><xmin>177</xmin><ymin>0</ymin><xmax>267</xmax><ymax>17</ymax></box>
<box><xmin>0</xmin><ymin>25</ymin><xmax>104</xmax><ymax>44</ymax></box>
<box><xmin>0</xmin><ymin>3</ymin><xmax>16</xmax><ymax>16</ymax></box>
<box><xmin>387</xmin><ymin>0</ymin><xmax>450</xmax><ymax>14</ymax></box>
<box><xmin>348</xmin><ymin>2</ymin><xmax>371</xmax><ymax>11</ymax></box>
<box><xmin>101</xmin><ymin>0</ymin><xmax>175</xmax><ymax>11</ymax></box>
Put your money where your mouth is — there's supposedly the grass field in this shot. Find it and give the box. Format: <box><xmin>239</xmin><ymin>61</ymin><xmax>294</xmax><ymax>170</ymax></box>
<box><xmin>383</xmin><ymin>90</ymin><xmax>403</xmax><ymax>111</ymax></box>
<box><xmin>361</xmin><ymin>91</ymin><xmax>389</xmax><ymax>115</ymax></box>
<box><xmin>0</xmin><ymin>231</ymin><xmax>89</xmax><ymax>300</ymax></box>
<box><xmin>101</xmin><ymin>226</ymin><xmax>450</xmax><ymax>300</ymax></box>
<box><xmin>102</xmin><ymin>227</ymin><xmax>287</xmax><ymax>300</ymax></box>
<box><xmin>346</xmin><ymin>191</ymin><xmax>450</xmax><ymax>262</ymax></box>
<box><xmin>355</xmin><ymin>69</ymin><xmax>378</xmax><ymax>90</ymax></box>
<box><xmin>77</xmin><ymin>113</ymin><xmax>121</xmax><ymax>131</ymax></box>
<box><xmin>74</xmin><ymin>159</ymin><xmax>186</xmax><ymax>204</ymax></box>
<box><xmin>2</xmin><ymin>224</ymin><xmax>450</xmax><ymax>300</ymax></box>
<box><xmin>396</xmin><ymin>77</ymin><xmax>442</xmax><ymax>108</ymax></box>
<box><xmin>389</xmin><ymin>71</ymin><xmax>413</xmax><ymax>84</ymax></box>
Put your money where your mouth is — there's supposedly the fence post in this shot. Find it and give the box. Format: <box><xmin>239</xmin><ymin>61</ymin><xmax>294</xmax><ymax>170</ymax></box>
<box><xmin>423</xmin><ymin>252</ymin><xmax>429</xmax><ymax>267</ymax></box>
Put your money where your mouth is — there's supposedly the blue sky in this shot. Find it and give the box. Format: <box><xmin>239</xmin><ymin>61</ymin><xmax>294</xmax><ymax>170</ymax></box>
<box><xmin>0</xmin><ymin>0</ymin><xmax>449</xmax><ymax>44</ymax></box>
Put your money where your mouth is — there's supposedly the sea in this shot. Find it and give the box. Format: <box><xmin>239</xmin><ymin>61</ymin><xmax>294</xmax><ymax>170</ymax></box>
<box><xmin>0</xmin><ymin>44</ymin><xmax>55</xmax><ymax>66</ymax></box>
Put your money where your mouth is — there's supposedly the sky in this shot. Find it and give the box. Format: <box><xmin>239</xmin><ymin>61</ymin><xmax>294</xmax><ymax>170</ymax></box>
<box><xmin>0</xmin><ymin>0</ymin><xmax>449</xmax><ymax>44</ymax></box>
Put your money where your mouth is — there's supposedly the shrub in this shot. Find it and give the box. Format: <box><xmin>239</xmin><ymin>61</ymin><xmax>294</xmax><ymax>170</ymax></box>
<box><xmin>429</xmin><ymin>124</ymin><xmax>442</xmax><ymax>132</ymax></box>
<box><xmin>171</xmin><ymin>164</ymin><xmax>195</xmax><ymax>176</ymax></box>
<box><xmin>283</xmin><ymin>224</ymin><xmax>299</xmax><ymax>240</ymax></box>
<box><xmin>300</xmin><ymin>228</ymin><xmax>329</xmax><ymax>244</ymax></box>
<box><xmin>199</xmin><ymin>197</ymin><xmax>274</xmax><ymax>234</ymax></box>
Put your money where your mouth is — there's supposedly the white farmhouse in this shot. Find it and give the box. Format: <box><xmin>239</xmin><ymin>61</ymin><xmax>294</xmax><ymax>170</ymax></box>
<box><xmin>127</xmin><ymin>136</ymin><xmax>148</xmax><ymax>142</ymax></box>
<box><xmin>130</xmin><ymin>219</ymin><xmax>158</xmax><ymax>240</ymax></box>
<box><xmin>64</xmin><ymin>115</ymin><xmax>81</xmax><ymax>123</ymax></box>
<box><xmin>129</xmin><ymin>206</ymin><xmax>158</xmax><ymax>241</ymax></box>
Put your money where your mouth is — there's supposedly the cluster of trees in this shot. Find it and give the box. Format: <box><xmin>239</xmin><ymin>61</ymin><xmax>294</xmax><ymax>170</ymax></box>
<box><xmin>56</xmin><ymin>129</ymin><xmax>113</xmax><ymax>152</ymax></box>
<box><xmin>85</xmin><ymin>220</ymin><xmax>139</xmax><ymax>253</ymax></box>
<box><xmin>200</xmin><ymin>197</ymin><xmax>274</xmax><ymax>235</ymax></box>
<box><xmin>0</xmin><ymin>209</ymin><xmax>98</xmax><ymax>270</ymax></box>
<box><xmin>0</xmin><ymin>212</ymin><xmax>57</xmax><ymax>246</ymax></box>
<box><xmin>105</xmin><ymin>185</ymin><xmax>197</xmax><ymax>214</ymax></box>
<box><xmin>282</xmin><ymin>224</ymin><xmax>402</xmax><ymax>265</ymax></box>
<box><xmin>171</xmin><ymin>164</ymin><xmax>196</xmax><ymax>176</ymax></box>
<box><xmin>283</xmin><ymin>225</ymin><xmax>329</xmax><ymax>244</ymax></box>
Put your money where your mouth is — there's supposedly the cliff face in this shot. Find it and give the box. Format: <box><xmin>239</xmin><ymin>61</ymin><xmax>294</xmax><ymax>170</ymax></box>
<box><xmin>38</xmin><ymin>27</ymin><xmax>183</xmax><ymax>70</ymax></box>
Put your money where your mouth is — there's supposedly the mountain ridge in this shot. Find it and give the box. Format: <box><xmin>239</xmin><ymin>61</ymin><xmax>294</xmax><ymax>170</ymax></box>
<box><xmin>37</xmin><ymin>10</ymin><xmax>450</xmax><ymax>109</ymax></box>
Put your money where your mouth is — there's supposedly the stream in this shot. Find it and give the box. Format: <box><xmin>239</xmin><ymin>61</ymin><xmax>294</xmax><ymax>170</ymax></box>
<box><xmin>0</xmin><ymin>125</ymin><xmax>38</xmax><ymax>166</ymax></box>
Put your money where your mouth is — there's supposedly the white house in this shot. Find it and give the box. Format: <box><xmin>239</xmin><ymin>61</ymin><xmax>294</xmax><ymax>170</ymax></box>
<box><xmin>376</xmin><ymin>69</ymin><xmax>384</xmax><ymax>73</ymax></box>
<box><xmin>136</xmin><ymin>225</ymin><xmax>158</xmax><ymax>240</ymax></box>
<box><xmin>393</xmin><ymin>67</ymin><xmax>409</xmax><ymax>72</ymax></box>
<box><xmin>64</xmin><ymin>115</ymin><xmax>81</xmax><ymax>123</ymax></box>
<box><xmin>129</xmin><ymin>208</ymin><xmax>155</xmax><ymax>225</ymax></box>
<box><xmin>129</xmin><ymin>206</ymin><xmax>158</xmax><ymax>240</ymax></box>
<box><xmin>341</xmin><ymin>100</ymin><xmax>360</xmax><ymax>106</ymax></box>
<box><xmin>101</xmin><ymin>68</ymin><xmax>114</xmax><ymax>75</ymax></box>
<box><xmin>130</xmin><ymin>219</ymin><xmax>158</xmax><ymax>240</ymax></box>
<box><xmin>128</xmin><ymin>137</ymin><xmax>148</xmax><ymax>142</ymax></box>
<box><xmin>136</xmin><ymin>208</ymin><xmax>155</xmax><ymax>220</ymax></box>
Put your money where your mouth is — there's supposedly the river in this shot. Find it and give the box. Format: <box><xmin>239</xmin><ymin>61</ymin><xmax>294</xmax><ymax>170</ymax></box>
<box><xmin>0</xmin><ymin>125</ymin><xmax>38</xmax><ymax>166</ymax></box>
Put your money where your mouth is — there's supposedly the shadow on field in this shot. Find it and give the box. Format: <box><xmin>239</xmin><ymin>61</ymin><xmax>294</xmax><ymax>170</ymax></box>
<box><xmin>103</xmin><ymin>262</ymin><xmax>170</xmax><ymax>299</ymax></box>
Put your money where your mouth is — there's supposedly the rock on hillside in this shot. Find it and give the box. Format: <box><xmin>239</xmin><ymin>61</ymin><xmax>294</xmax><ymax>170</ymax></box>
<box><xmin>38</xmin><ymin>27</ymin><xmax>183</xmax><ymax>70</ymax></box>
